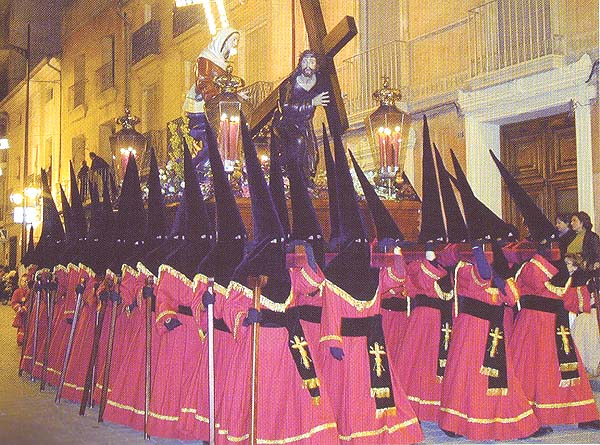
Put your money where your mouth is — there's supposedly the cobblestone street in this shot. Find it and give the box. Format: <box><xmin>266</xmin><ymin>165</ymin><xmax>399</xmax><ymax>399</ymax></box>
<box><xmin>1</xmin><ymin>304</ymin><xmax>600</xmax><ymax>444</ymax></box>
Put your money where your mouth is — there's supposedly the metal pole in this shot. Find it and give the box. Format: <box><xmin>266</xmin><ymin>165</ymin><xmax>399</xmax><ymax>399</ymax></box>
<box><xmin>207</xmin><ymin>277</ymin><xmax>215</xmax><ymax>445</ymax></box>
<box><xmin>22</xmin><ymin>23</ymin><xmax>31</xmax><ymax>259</ymax></box>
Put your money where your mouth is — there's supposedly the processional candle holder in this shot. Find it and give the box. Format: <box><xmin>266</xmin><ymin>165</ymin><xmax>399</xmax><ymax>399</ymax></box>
<box><xmin>365</xmin><ymin>77</ymin><xmax>410</xmax><ymax>199</ymax></box>
<box><xmin>109</xmin><ymin>108</ymin><xmax>146</xmax><ymax>184</ymax></box>
<box><xmin>206</xmin><ymin>64</ymin><xmax>252</xmax><ymax>181</ymax></box>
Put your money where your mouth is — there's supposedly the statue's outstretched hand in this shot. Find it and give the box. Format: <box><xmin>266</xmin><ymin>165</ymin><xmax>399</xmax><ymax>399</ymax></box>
<box><xmin>312</xmin><ymin>91</ymin><xmax>330</xmax><ymax>107</ymax></box>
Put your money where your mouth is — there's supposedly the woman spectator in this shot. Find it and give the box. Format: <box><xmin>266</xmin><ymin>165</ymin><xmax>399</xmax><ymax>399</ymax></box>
<box><xmin>556</xmin><ymin>213</ymin><xmax>575</xmax><ymax>257</ymax></box>
<box><xmin>568</xmin><ymin>212</ymin><xmax>600</xmax><ymax>377</ymax></box>
<box><xmin>568</xmin><ymin>211</ymin><xmax>600</xmax><ymax>273</ymax></box>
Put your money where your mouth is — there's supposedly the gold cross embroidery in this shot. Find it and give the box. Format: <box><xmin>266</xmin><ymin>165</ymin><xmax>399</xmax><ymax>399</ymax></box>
<box><xmin>556</xmin><ymin>325</ymin><xmax>571</xmax><ymax>355</ymax></box>
<box><xmin>488</xmin><ymin>327</ymin><xmax>503</xmax><ymax>358</ymax></box>
<box><xmin>369</xmin><ymin>342</ymin><xmax>386</xmax><ymax>377</ymax></box>
<box><xmin>441</xmin><ymin>323</ymin><xmax>452</xmax><ymax>351</ymax></box>
<box><xmin>291</xmin><ymin>336</ymin><xmax>312</xmax><ymax>369</ymax></box>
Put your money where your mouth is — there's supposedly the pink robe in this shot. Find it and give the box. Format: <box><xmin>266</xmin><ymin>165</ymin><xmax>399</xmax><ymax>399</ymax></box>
<box><xmin>439</xmin><ymin>261</ymin><xmax>539</xmax><ymax>440</ymax></box>
<box><xmin>510</xmin><ymin>254</ymin><xmax>600</xmax><ymax>426</ymax></box>
<box><xmin>43</xmin><ymin>264</ymin><xmax>74</xmax><ymax>387</ymax></box>
<box><xmin>218</xmin><ymin>279</ymin><xmax>339</xmax><ymax>444</ymax></box>
<box><xmin>395</xmin><ymin>260</ymin><xmax>455</xmax><ymax>421</ymax></box>
<box><xmin>319</xmin><ymin>279</ymin><xmax>423</xmax><ymax>444</ymax></box>
<box><xmin>379</xmin><ymin>258</ymin><xmax>410</xmax><ymax>368</ymax></box>
<box><xmin>147</xmin><ymin>265</ymin><xmax>207</xmax><ymax>440</ymax></box>
<box><xmin>60</xmin><ymin>264</ymin><xmax>99</xmax><ymax>402</ymax></box>
<box><xmin>103</xmin><ymin>263</ymin><xmax>157</xmax><ymax>430</ymax></box>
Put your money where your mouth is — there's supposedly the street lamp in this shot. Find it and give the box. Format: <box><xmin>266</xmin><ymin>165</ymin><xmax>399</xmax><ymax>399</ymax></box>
<box><xmin>365</xmin><ymin>77</ymin><xmax>411</xmax><ymax>199</ymax></box>
<box><xmin>10</xmin><ymin>185</ymin><xmax>40</xmax><ymax>257</ymax></box>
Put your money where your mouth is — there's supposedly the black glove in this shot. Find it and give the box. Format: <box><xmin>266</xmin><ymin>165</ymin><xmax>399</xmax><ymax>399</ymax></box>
<box><xmin>330</xmin><ymin>347</ymin><xmax>345</xmax><ymax>361</ymax></box>
<box><xmin>109</xmin><ymin>291</ymin><xmax>122</xmax><ymax>305</ymax></box>
<box><xmin>164</xmin><ymin>317</ymin><xmax>182</xmax><ymax>331</ymax></box>
<box><xmin>472</xmin><ymin>242</ymin><xmax>492</xmax><ymax>280</ymax></box>
<box><xmin>202</xmin><ymin>290</ymin><xmax>215</xmax><ymax>307</ymax></box>
<box><xmin>242</xmin><ymin>308</ymin><xmax>262</xmax><ymax>326</ymax></box>
<box><xmin>142</xmin><ymin>285</ymin><xmax>154</xmax><ymax>299</ymax></box>
<box><xmin>75</xmin><ymin>280</ymin><xmax>86</xmax><ymax>295</ymax></box>
<box><xmin>66</xmin><ymin>317</ymin><xmax>73</xmax><ymax>325</ymax></box>
<box><xmin>126</xmin><ymin>299</ymin><xmax>138</xmax><ymax>313</ymax></box>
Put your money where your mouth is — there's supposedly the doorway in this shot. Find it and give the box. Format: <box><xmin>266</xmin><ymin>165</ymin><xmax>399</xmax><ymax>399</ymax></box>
<box><xmin>500</xmin><ymin>112</ymin><xmax>577</xmax><ymax>237</ymax></box>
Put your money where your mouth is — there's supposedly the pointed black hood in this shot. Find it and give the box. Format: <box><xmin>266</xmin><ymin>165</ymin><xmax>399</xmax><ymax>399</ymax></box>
<box><xmin>69</xmin><ymin>161</ymin><xmax>87</xmax><ymax>239</ymax></box>
<box><xmin>449</xmin><ymin>149</ymin><xmax>516</xmax><ymax>241</ymax></box>
<box><xmin>145</xmin><ymin>146</ymin><xmax>168</xmax><ymax>251</ymax></box>
<box><xmin>490</xmin><ymin>150</ymin><xmax>556</xmax><ymax>243</ymax></box>
<box><xmin>418</xmin><ymin>116</ymin><xmax>446</xmax><ymax>243</ymax></box>
<box><xmin>433</xmin><ymin>143</ymin><xmax>468</xmax><ymax>242</ymax></box>
<box><xmin>323</xmin><ymin>123</ymin><xmax>340</xmax><ymax>249</ymax></box>
<box><xmin>349</xmin><ymin>150</ymin><xmax>404</xmax><ymax>242</ymax></box>
<box><xmin>323</xmin><ymin>129</ymin><xmax>378</xmax><ymax>301</ymax></box>
<box><xmin>232</xmin><ymin>115</ymin><xmax>290</xmax><ymax>303</ymax></box>
<box><xmin>269</xmin><ymin>139</ymin><xmax>290</xmax><ymax>239</ymax></box>
<box><xmin>197</xmin><ymin>122</ymin><xmax>247</xmax><ymax>286</ymax></box>
<box><xmin>162</xmin><ymin>140</ymin><xmax>214</xmax><ymax>278</ymax></box>
<box><xmin>21</xmin><ymin>226</ymin><xmax>36</xmax><ymax>267</ymax></box>
<box><xmin>114</xmin><ymin>153</ymin><xmax>148</xmax><ymax>267</ymax></box>
<box><xmin>33</xmin><ymin>169</ymin><xmax>65</xmax><ymax>268</ymax></box>
<box><xmin>59</xmin><ymin>185</ymin><xmax>75</xmax><ymax>244</ymax></box>
<box><xmin>288</xmin><ymin>158</ymin><xmax>324</xmax><ymax>267</ymax></box>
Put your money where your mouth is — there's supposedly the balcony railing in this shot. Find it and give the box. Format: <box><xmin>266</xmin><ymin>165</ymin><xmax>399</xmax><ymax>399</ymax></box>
<box><xmin>468</xmin><ymin>0</ymin><xmax>565</xmax><ymax>77</ymax></box>
<box><xmin>69</xmin><ymin>80</ymin><xmax>86</xmax><ymax>109</ymax></box>
<box><xmin>338</xmin><ymin>40</ymin><xmax>407</xmax><ymax>120</ymax></box>
<box><xmin>96</xmin><ymin>62</ymin><xmax>114</xmax><ymax>94</ymax></box>
<box><xmin>132</xmin><ymin>20</ymin><xmax>160</xmax><ymax>65</ymax></box>
<box><xmin>173</xmin><ymin>4</ymin><xmax>202</xmax><ymax>37</ymax></box>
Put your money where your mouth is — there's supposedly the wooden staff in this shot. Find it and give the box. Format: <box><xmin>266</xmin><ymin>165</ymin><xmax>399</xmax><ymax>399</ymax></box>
<box><xmin>206</xmin><ymin>277</ymin><xmax>215</xmax><ymax>445</ymax></box>
<box><xmin>247</xmin><ymin>275</ymin><xmax>267</xmax><ymax>445</ymax></box>
<box><xmin>56</xmin><ymin>277</ymin><xmax>86</xmax><ymax>404</ymax></box>
<box><xmin>143</xmin><ymin>276</ymin><xmax>155</xmax><ymax>441</ymax></box>
<box><xmin>98</xmin><ymin>277</ymin><xmax>121</xmax><ymax>422</ymax></box>
<box><xmin>29</xmin><ymin>274</ymin><xmax>43</xmax><ymax>381</ymax></box>
<box><xmin>19</xmin><ymin>277</ymin><xmax>36</xmax><ymax>377</ymax></box>
<box><xmin>79</xmin><ymin>279</ymin><xmax>108</xmax><ymax>416</ymax></box>
<box><xmin>40</xmin><ymin>274</ymin><xmax>58</xmax><ymax>391</ymax></box>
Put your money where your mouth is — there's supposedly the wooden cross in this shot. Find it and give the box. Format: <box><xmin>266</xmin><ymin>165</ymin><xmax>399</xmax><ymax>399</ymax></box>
<box><xmin>441</xmin><ymin>322</ymin><xmax>452</xmax><ymax>351</ymax></box>
<box><xmin>249</xmin><ymin>0</ymin><xmax>357</xmax><ymax>137</ymax></box>
<box><xmin>291</xmin><ymin>335</ymin><xmax>312</xmax><ymax>369</ymax></box>
<box><xmin>369</xmin><ymin>342</ymin><xmax>386</xmax><ymax>377</ymax></box>
<box><xmin>556</xmin><ymin>325</ymin><xmax>571</xmax><ymax>355</ymax></box>
<box><xmin>488</xmin><ymin>327</ymin><xmax>503</xmax><ymax>358</ymax></box>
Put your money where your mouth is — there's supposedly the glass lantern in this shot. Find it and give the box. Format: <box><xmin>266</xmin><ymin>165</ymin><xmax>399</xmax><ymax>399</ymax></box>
<box><xmin>205</xmin><ymin>64</ymin><xmax>252</xmax><ymax>174</ymax></box>
<box><xmin>365</xmin><ymin>77</ymin><xmax>411</xmax><ymax>198</ymax></box>
<box><xmin>109</xmin><ymin>108</ymin><xmax>146</xmax><ymax>185</ymax></box>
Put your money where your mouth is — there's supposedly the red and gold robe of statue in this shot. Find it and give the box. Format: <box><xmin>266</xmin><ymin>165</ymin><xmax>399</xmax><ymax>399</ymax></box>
<box><xmin>395</xmin><ymin>260</ymin><xmax>455</xmax><ymax>421</ymax></box>
<box><xmin>218</xmin><ymin>279</ymin><xmax>339</xmax><ymax>445</ymax></box>
<box><xmin>379</xmin><ymin>255</ymin><xmax>411</xmax><ymax>368</ymax></box>
<box><xmin>61</xmin><ymin>264</ymin><xmax>100</xmax><ymax>402</ymax></box>
<box><xmin>22</xmin><ymin>269</ymin><xmax>51</xmax><ymax>379</ymax></box>
<box><xmin>179</xmin><ymin>280</ymin><xmax>232</xmax><ymax>441</ymax></box>
<box><xmin>510</xmin><ymin>254</ymin><xmax>600</xmax><ymax>426</ymax></box>
<box><xmin>103</xmin><ymin>263</ymin><xmax>157</xmax><ymax>430</ymax></box>
<box><xmin>11</xmin><ymin>286</ymin><xmax>30</xmax><ymax>346</ymax></box>
<box><xmin>44</xmin><ymin>263</ymin><xmax>75</xmax><ymax>386</ymax></box>
<box><xmin>147</xmin><ymin>265</ymin><xmax>207</xmax><ymax>440</ymax></box>
<box><xmin>438</xmin><ymin>261</ymin><xmax>539</xmax><ymax>440</ymax></box>
<box><xmin>319</xmin><ymin>280</ymin><xmax>423</xmax><ymax>444</ymax></box>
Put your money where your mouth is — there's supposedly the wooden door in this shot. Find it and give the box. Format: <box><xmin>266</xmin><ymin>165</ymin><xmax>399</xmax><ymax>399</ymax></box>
<box><xmin>500</xmin><ymin>113</ymin><xmax>577</xmax><ymax>238</ymax></box>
